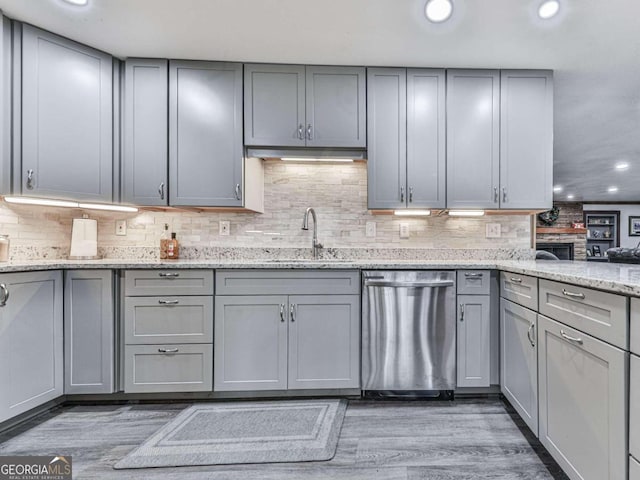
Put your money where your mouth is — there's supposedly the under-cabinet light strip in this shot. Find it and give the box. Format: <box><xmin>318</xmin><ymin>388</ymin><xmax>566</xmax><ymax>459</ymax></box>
<box><xmin>3</xmin><ymin>196</ymin><xmax>138</xmax><ymax>213</ymax></box>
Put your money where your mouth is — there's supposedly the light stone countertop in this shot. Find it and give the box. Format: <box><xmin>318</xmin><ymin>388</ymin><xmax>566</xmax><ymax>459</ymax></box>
<box><xmin>2</xmin><ymin>258</ymin><xmax>640</xmax><ymax>297</ymax></box>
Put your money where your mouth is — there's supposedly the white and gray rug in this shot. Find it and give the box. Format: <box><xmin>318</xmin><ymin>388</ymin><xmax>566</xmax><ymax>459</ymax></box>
<box><xmin>114</xmin><ymin>399</ymin><xmax>347</xmax><ymax>469</ymax></box>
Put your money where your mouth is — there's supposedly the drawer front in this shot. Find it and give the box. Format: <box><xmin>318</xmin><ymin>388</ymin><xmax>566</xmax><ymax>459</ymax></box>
<box><xmin>124</xmin><ymin>296</ymin><xmax>213</xmax><ymax>345</ymax></box>
<box><xmin>124</xmin><ymin>344</ymin><xmax>212</xmax><ymax>393</ymax></box>
<box><xmin>457</xmin><ymin>270</ymin><xmax>491</xmax><ymax>295</ymax></box>
<box><xmin>500</xmin><ymin>272</ymin><xmax>538</xmax><ymax>311</ymax></box>
<box><xmin>631</xmin><ymin>355</ymin><xmax>640</xmax><ymax>462</ymax></box>
<box><xmin>538</xmin><ymin>279</ymin><xmax>628</xmax><ymax>348</ymax></box>
<box><xmin>632</xmin><ymin>298</ymin><xmax>640</xmax><ymax>355</ymax></box>
<box><xmin>215</xmin><ymin>270</ymin><xmax>360</xmax><ymax>295</ymax></box>
<box><xmin>631</xmin><ymin>455</ymin><xmax>640</xmax><ymax>480</ymax></box>
<box><xmin>124</xmin><ymin>270</ymin><xmax>214</xmax><ymax>296</ymax></box>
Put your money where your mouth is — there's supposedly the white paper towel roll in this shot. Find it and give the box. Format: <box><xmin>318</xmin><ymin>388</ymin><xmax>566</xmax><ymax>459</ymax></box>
<box><xmin>69</xmin><ymin>217</ymin><xmax>98</xmax><ymax>258</ymax></box>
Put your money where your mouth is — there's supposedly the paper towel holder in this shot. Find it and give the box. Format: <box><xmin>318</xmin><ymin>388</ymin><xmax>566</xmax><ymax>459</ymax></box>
<box><xmin>69</xmin><ymin>214</ymin><xmax>101</xmax><ymax>260</ymax></box>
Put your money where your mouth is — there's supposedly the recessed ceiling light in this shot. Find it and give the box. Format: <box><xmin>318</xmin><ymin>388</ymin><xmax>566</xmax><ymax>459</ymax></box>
<box><xmin>425</xmin><ymin>0</ymin><xmax>453</xmax><ymax>23</ymax></box>
<box><xmin>567</xmin><ymin>194</ymin><xmax>575</xmax><ymax>200</ymax></box>
<box><xmin>553</xmin><ymin>185</ymin><xmax>563</xmax><ymax>193</ymax></box>
<box><xmin>537</xmin><ymin>0</ymin><xmax>560</xmax><ymax>19</ymax></box>
<box><xmin>615</xmin><ymin>162</ymin><xmax>630</xmax><ymax>171</ymax></box>
<box><xmin>62</xmin><ymin>0</ymin><xmax>88</xmax><ymax>5</ymax></box>
<box><xmin>607</xmin><ymin>186</ymin><xmax>619</xmax><ymax>193</ymax></box>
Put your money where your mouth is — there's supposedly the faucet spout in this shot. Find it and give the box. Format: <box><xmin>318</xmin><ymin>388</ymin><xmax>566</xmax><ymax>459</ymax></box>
<box><xmin>301</xmin><ymin>207</ymin><xmax>322</xmax><ymax>259</ymax></box>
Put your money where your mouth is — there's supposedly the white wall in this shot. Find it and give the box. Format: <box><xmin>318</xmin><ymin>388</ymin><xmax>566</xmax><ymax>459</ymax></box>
<box><xmin>583</xmin><ymin>204</ymin><xmax>640</xmax><ymax>248</ymax></box>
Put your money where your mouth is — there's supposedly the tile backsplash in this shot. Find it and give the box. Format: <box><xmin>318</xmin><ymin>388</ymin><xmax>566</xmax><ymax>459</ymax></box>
<box><xmin>0</xmin><ymin>161</ymin><xmax>533</xmax><ymax>259</ymax></box>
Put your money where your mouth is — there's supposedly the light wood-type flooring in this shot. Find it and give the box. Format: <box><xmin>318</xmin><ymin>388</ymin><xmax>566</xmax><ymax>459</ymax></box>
<box><xmin>0</xmin><ymin>398</ymin><xmax>569</xmax><ymax>479</ymax></box>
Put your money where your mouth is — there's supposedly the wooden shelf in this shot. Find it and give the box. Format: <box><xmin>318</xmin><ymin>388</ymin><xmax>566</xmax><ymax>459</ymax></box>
<box><xmin>536</xmin><ymin>227</ymin><xmax>587</xmax><ymax>234</ymax></box>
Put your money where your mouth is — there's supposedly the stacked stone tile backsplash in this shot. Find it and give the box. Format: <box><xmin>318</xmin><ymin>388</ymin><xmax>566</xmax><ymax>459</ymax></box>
<box><xmin>0</xmin><ymin>161</ymin><xmax>533</xmax><ymax>260</ymax></box>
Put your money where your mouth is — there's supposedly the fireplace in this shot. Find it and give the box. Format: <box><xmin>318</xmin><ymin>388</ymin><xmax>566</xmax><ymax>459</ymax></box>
<box><xmin>536</xmin><ymin>242</ymin><xmax>574</xmax><ymax>260</ymax></box>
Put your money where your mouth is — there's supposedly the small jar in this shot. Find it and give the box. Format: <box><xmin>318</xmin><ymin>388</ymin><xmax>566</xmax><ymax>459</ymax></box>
<box><xmin>0</xmin><ymin>235</ymin><xmax>9</xmax><ymax>262</ymax></box>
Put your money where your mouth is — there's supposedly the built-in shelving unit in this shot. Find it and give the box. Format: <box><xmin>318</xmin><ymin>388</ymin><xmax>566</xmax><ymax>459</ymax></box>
<box><xmin>583</xmin><ymin>210</ymin><xmax>620</xmax><ymax>262</ymax></box>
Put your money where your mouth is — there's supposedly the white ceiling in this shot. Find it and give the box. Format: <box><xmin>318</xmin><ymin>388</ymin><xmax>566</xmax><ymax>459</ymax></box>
<box><xmin>1</xmin><ymin>0</ymin><xmax>639</xmax><ymax>202</ymax></box>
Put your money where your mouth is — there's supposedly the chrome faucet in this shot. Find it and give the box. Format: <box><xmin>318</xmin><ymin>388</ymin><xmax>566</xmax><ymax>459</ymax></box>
<box><xmin>302</xmin><ymin>207</ymin><xmax>323</xmax><ymax>259</ymax></box>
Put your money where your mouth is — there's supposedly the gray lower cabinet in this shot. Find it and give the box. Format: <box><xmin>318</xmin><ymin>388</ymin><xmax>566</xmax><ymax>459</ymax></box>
<box><xmin>0</xmin><ymin>271</ymin><xmax>63</xmax><ymax>423</ymax></box>
<box><xmin>367</xmin><ymin>67</ymin><xmax>446</xmax><ymax>210</ymax></box>
<box><xmin>122</xmin><ymin>58</ymin><xmax>168</xmax><ymax>206</ymax></box>
<box><xmin>500</xmin><ymin>298</ymin><xmax>538</xmax><ymax>435</ymax></box>
<box><xmin>631</xmin><ymin>354</ymin><xmax>639</xmax><ymax>467</ymax></box>
<box><xmin>632</xmin><ymin>456</ymin><xmax>640</xmax><ymax>480</ymax></box>
<box><xmin>537</xmin><ymin>314</ymin><xmax>627</xmax><ymax>480</ymax></box>
<box><xmin>446</xmin><ymin>69</ymin><xmax>500</xmax><ymax>209</ymax></box>
<box><xmin>456</xmin><ymin>295</ymin><xmax>491</xmax><ymax>387</ymax></box>
<box><xmin>21</xmin><ymin>25</ymin><xmax>113</xmax><ymax>202</ymax></box>
<box><xmin>169</xmin><ymin>60</ymin><xmax>243</xmax><ymax>206</ymax></box>
<box><xmin>64</xmin><ymin>270</ymin><xmax>115</xmax><ymax>394</ymax></box>
<box><xmin>499</xmin><ymin>70</ymin><xmax>553</xmax><ymax>209</ymax></box>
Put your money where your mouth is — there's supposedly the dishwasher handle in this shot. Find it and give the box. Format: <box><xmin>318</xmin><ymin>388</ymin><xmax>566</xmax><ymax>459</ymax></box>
<box><xmin>364</xmin><ymin>280</ymin><xmax>455</xmax><ymax>288</ymax></box>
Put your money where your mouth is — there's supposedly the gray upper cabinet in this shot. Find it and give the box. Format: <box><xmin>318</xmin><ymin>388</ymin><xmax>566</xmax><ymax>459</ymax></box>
<box><xmin>367</xmin><ymin>68</ymin><xmax>407</xmax><ymax>209</ymax></box>
<box><xmin>21</xmin><ymin>25</ymin><xmax>113</xmax><ymax>202</ymax></box>
<box><xmin>446</xmin><ymin>70</ymin><xmax>500</xmax><ymax>209</ymax></box>
<box><xmin>500</xmin><ymin>70</ymin><xmax>553</xmax><ymax>209</ymax></box>
<box><xmin>367</xmin><ymin>68</ymin><xmax>445</xmax><ymax>210</ymax></box>
<box><xmin>169</xmin><ymin>60</ymin><xmax>243</xmax><ymax>206</ymax></box>
<box><xmin>122</xmin><ymin>59</ymin><xmax>168</xmax><ymax>206</ymax></box>
<box><xmin>244</xmin><ymin>64</ymin><xmax>365</xmax><ymax>148</ymax></box>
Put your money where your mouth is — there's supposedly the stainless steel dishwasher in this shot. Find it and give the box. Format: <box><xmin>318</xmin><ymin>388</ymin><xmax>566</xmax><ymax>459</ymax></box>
<box><xmin>362</xmin><ymin>271</ymin><xmax>456</xmax><ymax>398</ymax></box>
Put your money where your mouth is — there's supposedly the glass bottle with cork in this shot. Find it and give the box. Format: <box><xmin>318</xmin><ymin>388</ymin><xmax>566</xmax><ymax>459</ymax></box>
<box><xmin>166</xmin><ymin>232</ymin><xmax>179</xmax><ymax>260</ymax></box>
<box><xmin>159</xmin><ymin>224</ymin><xmax>170</xmax><ymax>259</ymax></box>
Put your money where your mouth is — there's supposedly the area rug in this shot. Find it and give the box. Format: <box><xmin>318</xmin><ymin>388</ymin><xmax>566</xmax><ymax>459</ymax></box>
<box><xmin>114</xmin><ymin>399</ymin><xmax>347</xmax><ymax>469</ymax></box>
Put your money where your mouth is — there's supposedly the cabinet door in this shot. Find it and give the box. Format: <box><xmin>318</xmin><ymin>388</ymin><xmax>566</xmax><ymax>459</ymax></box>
<box><xmin>288</xmin><ymin>295</ymin><xmax>360</xmax><ymax>389</ymax></box>
<box><xmin>214</xmin><ymin>296</ymin><xmax>288</xmax><ymax>391</ymax></box>
<box><xmin>0</xmin><ymin>271</ymin><xmax>63</xmax><ymax>423</ymax></box>
<box><xmin>122</xmin><ymin>59</ymin><xmax>168</xmax><ymax>206</ymax></box>
<box><xmin>500</xmin><ymin>70</ymin><xmax>553</xmax><ymax>209</ymax></box>
<box><xmin>630</xmin><ymin>354</ymin><xmax>639</xmax><ymax>463</ymax></box>
<box><xmin>500</xmin><ymin>299</ymin><xmax>538</xmax><ymax>435</ymax></box>
<box><xmin>367</xmin><ymin>68</ymin><xmax>407</xmax><ymax>209</ymax></box>
<box><xmin>244</xmin><ymin>64</ymin><xmax>305</xmax><ymax>147</ymax></box>
<box><xmin>169</xmin><ymin>61</ymin><xmax>243</xmax><ymax>206</ymax></box>
<box><xmin>456</xmin><ymin>295</ymin><xmax>491</xmax><ymax>387</ymax></box>
<box><xmin>305</xmin><ymin>66</ymin><xmax>366</xmax><ymax>148</ymax></box>
<box><xmin>64</xmin><ymin>270</ymin><xmax>114</xmax><ymax>394</ymax></box>
<box><xmin>446</xmin><ymin>70</ymin><xmax>500</xmax><ymax>209</ymax></box>
<box><xmin>406</xmin><ymin>69</ymin><xmax>446</xmax><ymax>208</ymax></box>
<box><xmin>21</xmin><ymin>25</ymin><xmax>113</xmax><ymax>202</ymax></box>
<box><xmin>538</xmin><ymin>315</ymin><xmax>627</xmax><ymax>480</ymax></box>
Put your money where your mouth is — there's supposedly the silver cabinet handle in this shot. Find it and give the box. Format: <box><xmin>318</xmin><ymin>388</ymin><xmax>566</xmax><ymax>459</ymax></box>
<box><xmin>502</xmin><ymin>187</ymin><xmax>507</xmax><ymax>203</ymax></box>
<box><xmin>280</xmin><ymin>304</ymin><xmax>285</xmax><ymax>322</ymax></box>
<box><xmin>290</xmin><ymin>303</ymin><xmax>296</xmax><ymax>322</ymax></box>
<box><xmin>494</xmin><ymin>187</ymin><xmax>498</xmax><ymax>203</ymax></box>
<box><xmin>158</xmin><ymin>182</ymin><xmax>165</xmax><ymax>200</ymax></box>
<box><xmin>298</xmin><ymin>124</ymin><xmax>304</xmax><ymax>140</ymax></box>
<box><xmin>409</xmin><ymin>187</ymin><xmax>413</xmax><ymax>203</ymax></box>
<box><xmin>400</xmin><ymin>186</ymin><xmax>405</xmax><ymax>203</ymax></box>
<box><xmin>307</xmin><ymin>124</ymin><xmax>313</xmax><ymax>140</ymax></box>
<box><xmin>159</xmin><ymin>272</ymin><xmax>180</xmax><ymax>278</ymax></box>
<box><xmin>0</xmin><ymin>283</ymin><xmax>8</xmax><ymax>307</ymax></box>
<box><xmin>562</xmin><ymin>289</ymin><xmax>585</xmax><ymax>299</ymax></box>
<box><xmin>158</xmin><ymin>299</ymin><xmax>179</xmax><ymax>305</ymax></box>
<box><xmin>510</xmin><ymin>277</ymin><xmax>523</xmax><ymax>283</ymax></box>
<box><xmin>26</xmin><ymin>169</ymin><xmax>35</xmax><ymax>190</ymax></box>
<box><xmin>364</xmin><ymin>280</ymin><xmax>454</xmax><ymax>288</ymax></box>
<box><xmin>560</xmin><ymin>329</ymin><xmax>583</xmax><ymax>345</ymax></box>
<box><xmin>527</xmin><ymin>323</ymin><xmax>536</xmax><ymax>347</ymax></box>
<box><xmin>158</xmin><ymin>348</ymin><xmax>179</xmax><ymax>354</ymax></box>
<box><xmin>459</xmin><ymin>303</ymin><xmax>464</xmax><ymax>322</ymax></box>
<box><xmin>464</xmin><ymin>273</ymin><xmax>483</xmax><ymax>278</ymax></box>
<box><xmin>235</xmin><ymin>183</ymin><xmax>241</xmax><ymax>201</ymax></box>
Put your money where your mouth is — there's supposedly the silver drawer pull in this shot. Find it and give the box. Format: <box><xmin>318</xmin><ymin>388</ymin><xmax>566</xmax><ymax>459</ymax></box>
<box><xmin>158</xmin><ymin>299</ymin><xmax>179</xmax><ymax>305</ymax></box>
<box><xmin>464</xmin><ymin>273</ymin><xmax>483</xmax><ymax>278</ymax></box>
<box><xmin>562</xmin><ymin>289</ymin><xmax>585</xmax><ymax>299</ymax></box>
<box><xmin>159</xmin><ymin>272</ymin><xmax>180</xmax><ymax>278</ymax></box>
<box><xmin>0</xmin><ymin>283</ymin><xmax>9</xmax><ymax>307</ymax></box>
<box><xmin>280</xmin><ymin>304</ymin><xmax>286</xmax><ymax>322</ymax></box>
<box><xmin>560</xmin><ymin>330</ymin><xmax>583</xmax><ymax>345</ymax></box>
<box><xmin>459</xmin><ymin>303</ymin><xmax>464</xmax><ymax>322</ymax></box>
<box><xmin>527</xmin><ymin>323</ymin><xmax>535</xmax><ymax>347</ymax></box>
<box><xmin>510</xmin><ymin>277</ymin><xmax>523</xmax><ymax>283</ymax></box>
<box><xmin>158</xmin><ymin>348</ymin><xmax>179</xmax><ymax>354</ymax></box>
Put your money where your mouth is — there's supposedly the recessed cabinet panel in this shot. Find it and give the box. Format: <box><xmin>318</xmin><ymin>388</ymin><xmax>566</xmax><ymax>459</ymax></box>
<box><xmin>169</xmin><ymin>61</ymin><xmax>243</xmax><ymax>206</ymax></box>
<box><xmin>21</xmin><ymin>25</ymin><xmax>113</xmax><ymax>201</ymax></box>
<box><xmin>631</xmin><ymin>354</ymin><xmax>639</xmax><ymax>462</ymax></box>
<box><xmin>457</xmin><ymin>270</ymin><xmax>491</xmax><ymax>295</ymax></box>
<box><xmin>123</xmin><ymin>59</ymin><xmax>168</xmax><ymax>206</ymax></box>
<box><xmin>632</xmin><ymin>298</ymin><xmax>640</xmax><ymax>355</ymax></box>
<box><xmin>456</xmin><ymin>295</ymin><xmax>491</xmax><ymax>387</ymax></box>
<box><xmin>124</xmin><ymin>270</ymin><xmax>213</xmax><ymax>297</ymax></box>
<box><xmin>367</xmin><ymin>68</ymin><xmax>407</xmax><ymax>209</ymax></box>
<box><xmin>500</xmin><ymin>272</ymin><xmax>538</xmax><ymax>311</ymax></box>
<box><xmin>446</xmin><ymin>70</ymin><xmax>500</xmax><ymax>209</ymax></box>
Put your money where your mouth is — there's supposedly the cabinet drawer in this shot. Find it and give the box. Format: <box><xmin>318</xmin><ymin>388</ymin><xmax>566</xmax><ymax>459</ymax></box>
<box><xmin>632</xmin><ymin>298</ymin><xmax>640</xmax><ymax>355</ymax></box>
<box><xmin>215</xmin><ymin>270</ymin><xmax>360</xmax><ymax>295</ymax></box>
<box><xmin>631</xmin><ymin>355</ymin><xmax>640</xmax><ymax>462</ymax></box>
<box><xmin>457</xmin><ymin>270</ymin><xmax>491</xmax><ymax>295</ymax></box>
<box><xmin>124</xmin><ymin>296</ymin><xmax>213</xmax><ymax>345</ymax></box>
<box><xmin>500</xmin><ymin>272</ymin><xmax>538</xmax><ymax>311</ymax></box>
<box><xmin>631</xmin><ymin>455</ymin><xmax>640</xmax><ymax>480</ymax></box>
<box><xmin>538</xmin><ymin>279</ymin><xmax>628</xmax><ymax>348</ymax></box>
<box><xmin>124</xmin><ymin>270</ymin><xmax>213</xmax><ymax>296</ymax></box>
<box><xmin>124</xmin><ymin>344</ymin><xmax>212</xmax><ymax>393</ymax></box>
